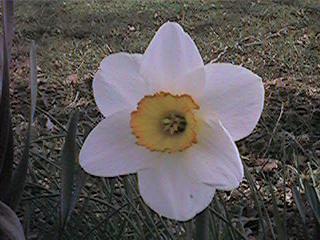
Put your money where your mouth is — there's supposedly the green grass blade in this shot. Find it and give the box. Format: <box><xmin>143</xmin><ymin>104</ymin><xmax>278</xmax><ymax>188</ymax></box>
<box><xmin>292</xmin><ymin>185</ymin><xmax>310</xmax><ymax>239</ymax></box>
<box><xmin>208</xmin><ymin>205</ymin><xmax>220</xmax><ymax>240</ymax></box>
<box><xmin>5</xmin><ymin>41</ymin><xmax>37</xmax><ymax>210</ymax></box>
<box><xmin>23</xmin><ymin>203</ymin><xmax>32</xmax><ymax>240</ymax></box>
<box><xmin>292</xmin><ymin>186</ymin><xmax>306</xmax><ymax>224</ymax></box>
<box><xmin>244</xmin><ymin>164</ymin><xmax>268</xmax><ymax>239</ymax></box>
<box><xmin>185</xmin><ymin>221</ymin><xmax>193</xmax><ymax>240</ymax></box>
<box><xmin>0</xmin><ymin>0</ymin><xmax>14</xmax><ymax>72</ymax></box>
<box><xmin>218</xmin><ymin>194</ymin><xmax>239</xmax><ymax>240</ymax></box>
<box><xmin>80</xmin><ymin>201</ymin><xmax>131</xmax><ymax>240</ymax></box>
<box><xmin>303</xmin><ymin>180</ymin><xmax>320</xmax><ymax>225</ymax></box>
<box><xmin>195</xmin><ymin>208</ymin><xmax>210</xmax><ymax>240</ymax></box>
<box><xmin>29</xmin><ymin>40</ymin><xmax>37</xmax><ymax>123</ymax></box>
<box><xmin>0</xmin><ymin>128</ymin><xmax>13</xmax><ymax>201</ymax></box>
<box><xmin>60</xmin><ymin>110</ymin><xmax>79</xmax><ymax>232</ymax></box>
<box><xmin>0</xmin><ymin>200</ymin><xmax>25</xmax><ymax>240</ymax></box>
<box><xmin>70</xmin><ymin>168</ymin><xmax>87</xmax><ymax>212</ymax></box>
<box><xmin>208</xmin><ymin>205</ymin><xmax>248</xmax><ymax>240</ymax></box>
<box><xmin>0</xmin><ymin>0</ymin><xmax>14</xmax><ymax>199</ymax></box>
<box><xmin>268</xmin><ymin>180</ymin><xmax>286</xmax><ymax>240</ymax></box>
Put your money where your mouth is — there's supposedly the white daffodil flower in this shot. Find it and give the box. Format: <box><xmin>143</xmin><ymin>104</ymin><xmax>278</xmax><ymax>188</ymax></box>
<box><xmin>80</xmin><ymin>22</ymin><xmax>264</xmax><ymax>221</ymax></box>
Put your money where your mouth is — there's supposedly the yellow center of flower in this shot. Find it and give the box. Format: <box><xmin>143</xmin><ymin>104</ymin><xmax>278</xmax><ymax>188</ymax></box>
<box><xmin>130</xmin><ymin>92</ymin><xmax>199</xmax><ymax>153</ymax></box>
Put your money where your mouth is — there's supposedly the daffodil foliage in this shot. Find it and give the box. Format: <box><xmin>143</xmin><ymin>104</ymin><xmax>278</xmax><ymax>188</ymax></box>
<box><xmin>80</xmin><ymin>22</ymin><xmax>264</xmax><ymax>221</ymax></box>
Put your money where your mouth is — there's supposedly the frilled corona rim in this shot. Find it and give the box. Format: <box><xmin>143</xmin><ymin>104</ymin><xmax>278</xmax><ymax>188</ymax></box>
<box><xmin>130</xmin><ymin>92</ymin><xmax>199</xmax><ymax>153</ymax></box>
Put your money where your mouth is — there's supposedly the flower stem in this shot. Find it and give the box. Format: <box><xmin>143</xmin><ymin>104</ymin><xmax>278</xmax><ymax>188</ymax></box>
<box><xmin>195</xmin><ymin>208</ymin><xmax>210</xmax><ymax>240</ymax></box>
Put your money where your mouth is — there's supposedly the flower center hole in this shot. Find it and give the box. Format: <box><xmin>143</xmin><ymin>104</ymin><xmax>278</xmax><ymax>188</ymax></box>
<box><xmin>162</xmin><ymin>113</ymin><xmax>187</xmax><ymax>135</ymax></box>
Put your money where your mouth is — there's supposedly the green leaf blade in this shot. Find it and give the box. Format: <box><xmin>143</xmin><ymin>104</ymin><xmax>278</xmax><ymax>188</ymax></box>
<box><xmin>5</xmin><ymin>41</ymin><xmax>38</xmax><ymax>210</ymax></box>
<box><xmin>60</xmin><ymin>110</ymin><xmax>79</xmax><ymax>231</ymax></box>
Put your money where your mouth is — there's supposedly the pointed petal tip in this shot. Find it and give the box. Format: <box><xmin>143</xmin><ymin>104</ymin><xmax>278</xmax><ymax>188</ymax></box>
<box><xmin>78</xmin><ymin>111</ymin><xmax>157</xmax><ymax>178</ymax></box>
<box><xmin>141</xmin><ymin>21</ymin><xmax>203</xmax><ymax>93</ymax></box>
<box><xmin>138</xmin><ymin>164</ymin><xmax>215</xmax><ymax>221</ymax></box>
<box><xmin>161</xmin><ymin>21</ymin><xmax>183</xmax><ymax>30</ymax></box>
<box><xmin>202</xmin><ymin>63</ymin><xmax>265</xmax><ymax>141</ymax></box>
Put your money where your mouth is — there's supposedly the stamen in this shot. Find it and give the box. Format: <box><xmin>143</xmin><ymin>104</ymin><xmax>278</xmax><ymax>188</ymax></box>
<box><xmin>162</xmin><ymin>113</ymin><xmax>187</xmax><ymax>135</ymax></box>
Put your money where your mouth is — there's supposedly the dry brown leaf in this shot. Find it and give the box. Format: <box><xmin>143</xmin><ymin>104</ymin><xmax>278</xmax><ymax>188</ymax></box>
<box><xmin>255</xmin><ymin>159</ymin><xmax>279</xmax><ymax>173</ymax></box>
<box><xmin>262</xmin><ymin>161</ymin><xmax>278</xmax><ymax>173</ymax></box>
<box><xmin>68</xmin><ymin>73</ymin><xmax>78</xmax><ymax>88</ymax></box>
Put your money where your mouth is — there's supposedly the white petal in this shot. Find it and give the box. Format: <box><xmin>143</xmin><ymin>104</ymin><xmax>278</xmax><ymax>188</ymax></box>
<box><xmin>138</xmin><ymin>157</ymin><xmax>215</xmax><ymax>221</ymax></box>
<box><xmin>79</xmin><ymin>110</ymin><xmax>159</xmax><ymax>177</ymax></box>
<box><xmin>173</xmin><ymin>67</ymin><xmax>205</xmax><ymax>99</ymax></box>
<box><xmin>141</xmin><ymin>22</ymin><xmax>204</xmax><ymax>94</ymax></box>
<box><xmin>93</xmin><ymin>71</ymin><xmax>129</xmax><ymax>117</ymax></box>
<box><xmin>93</xmin><ymin>53</ymin><xmax>151</xmax><ymax>117</ymax></box>
<box><xmin>183</xmin><ymin>119</ymin><xmax>243</xmax><ymax>190</ymax></box>
<box><xmin>130</xmin><ymin>53</ymin><xmax>143</xmax><ymax>65</ymax></box>
<box><xmin>201</xmin><ymin>63</ymin><xmax>264</xmax><ymax>141</ymax></box>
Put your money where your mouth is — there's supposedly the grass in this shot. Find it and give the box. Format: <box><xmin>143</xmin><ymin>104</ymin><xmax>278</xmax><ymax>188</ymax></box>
<box><xmin>7</xmin><ymin>0</ymin><xmax>320</xmax><ymax>239</ymax></box>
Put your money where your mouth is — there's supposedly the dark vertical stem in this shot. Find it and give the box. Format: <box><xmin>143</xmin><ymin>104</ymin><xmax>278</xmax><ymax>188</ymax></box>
<box><xmin>185</xmin><ymin>221</ymin><xmax>193</xmax><ymax>240</ymax></box>
<box><xmin>195</xmin><ymin>208</ymin><xmax>209</xmax><ymax>240</ymax></box>
<box><xmin>0</xmin><ymin>0</ymin><xmax>14</xmax><ymax>200</ymax></box>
